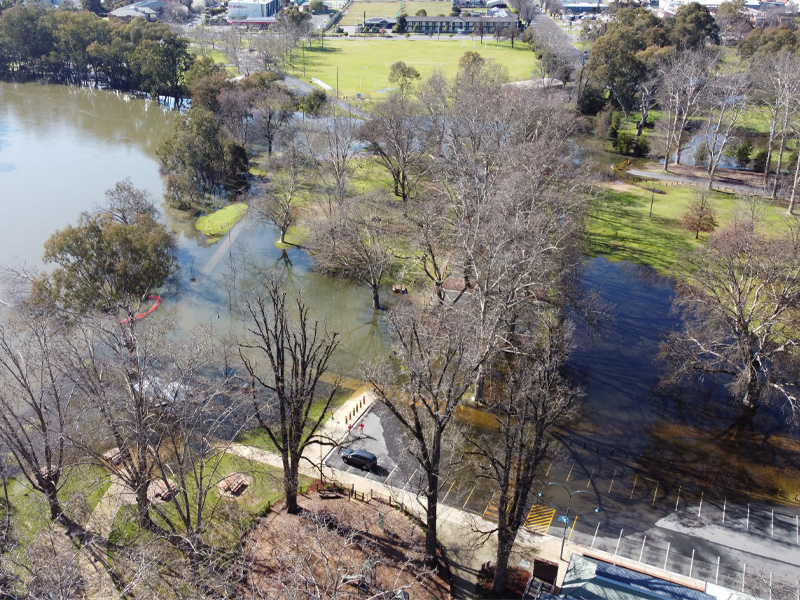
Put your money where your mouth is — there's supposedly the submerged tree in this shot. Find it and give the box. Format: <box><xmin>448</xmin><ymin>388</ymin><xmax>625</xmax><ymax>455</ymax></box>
<box><xmin>661</xmin><ymin>223</ymin><xmax>800</xmax><ymax>417</ymax></box>
<box><xmin>311</xmin><ymin>193</ymin><xmax>398</xmax><ymax>310</ymax></box>
<box><xmin>238</xmin><ymin>278</ymin><xmax>339</xmax><ymax>515</ymax></box>
<box><xmin>254</xmin><ymin>139</ymin><xmax>308</xmax><ymax>245</ymax></box>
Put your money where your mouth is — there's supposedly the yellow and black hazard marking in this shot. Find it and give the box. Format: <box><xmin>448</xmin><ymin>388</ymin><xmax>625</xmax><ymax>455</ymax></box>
<box><xmin>524</xmin><ymin>505</ymin><xmax>556</xmax><ymax>535</ymax></box>
<box><xmin>484</xmin><ymin>491</ymin><xmax>503</xmax><ymax>521</ymax></box>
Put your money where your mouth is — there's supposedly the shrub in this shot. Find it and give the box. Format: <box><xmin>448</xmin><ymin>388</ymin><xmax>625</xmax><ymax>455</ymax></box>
<box><xmin>752</xmin><ymin>148</ymin><xmax>769</xmax><ymax>173</ymax></box>
<box><xmin>694</xmin><ymin>142</ymin><xmax>709</xmax><ymax>168</ymax></box>
<box><xmin>608</xmin><ymin>111</ymin><xmax>623</xmax><ymax>140</ymax></box>
<box><xmin>595</xmin><ymin>106</ymin><xmax>612</xmax><ymax>140</ymax></box>
<box><xmin>613</xmin><ymin>132</ymin><xmax>650</xmax><ymax>157</ymax></box>
<box><xmin>734</xmin><ymin>139</ymin><xmax>754</xmax><ymax>169</ymax></box>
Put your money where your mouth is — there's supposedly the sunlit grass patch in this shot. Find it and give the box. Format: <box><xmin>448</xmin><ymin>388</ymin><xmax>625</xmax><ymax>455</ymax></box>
<box><xmin>196</xmin><ymin>202</ymin><xmax>249</xmax><ymax>237</ymax></box>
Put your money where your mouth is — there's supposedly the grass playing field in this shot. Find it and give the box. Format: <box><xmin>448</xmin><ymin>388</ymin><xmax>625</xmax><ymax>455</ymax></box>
<box><xmin>286</xmin><ymin>37</ymin><xmax>536</xmax><ymax>99</ymax></box>
<box><xmin>339</xmin><ymin>0</ymin><xmax>457</xmax><ymax>26</ymax></box>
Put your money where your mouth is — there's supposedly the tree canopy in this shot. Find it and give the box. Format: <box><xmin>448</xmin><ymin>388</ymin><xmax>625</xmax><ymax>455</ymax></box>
<box><xmin>32</xmin><ymin>211</ymin><xmax>177</xmax><ymax>314</ymax></box>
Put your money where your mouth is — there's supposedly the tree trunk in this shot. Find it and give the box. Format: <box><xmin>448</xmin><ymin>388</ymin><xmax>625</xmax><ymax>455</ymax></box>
<box><xmin>742</xmin><ymin>360</ymin><xmax>761</xmax><ymax>411</ymax></box>
<box><xmin>424</xmin><ymin>471</ymin><xmax>439</xmax><ymax>568</ymax></box>
<box><xmin>663</xmin><ymin>106</ymin><xmax>675</xmax><ymax>172</ymax></box>
<box><xmin>136</xmin><ymin>483</ymin><xmax>153</xmax><ymax>529</ymax></box>
<box><xmin>771</xmin><ymin>126</ymin><xmax>787</xmax><ymax>200</ymax></box>
<box><xmin>44</xmin><ymin>483</ymin><xmax>64</xmax><ymax>522</ymax></box>
<box><xmin>492</xmin><ymin>526</ymin><xmax>515</xmax><ymax>594</ymax></box>
<box><xmin>787</xmin><ymin>146</ymin><xmax>800</xmax><ymax>215</ymax></box>
<box><xmin>371</xmin><ymin>282</ymin><xmax>381</xmax><ymax>310</ymax></box>
<box><xmin>473</xmin><ymin>365</ymin><xmax>486</xmax><ymax>403</ymax></box>
<box><xmin>285</xmin><ymin>467</ymin><xmax>299</xmax><ymax>514</ymax></box>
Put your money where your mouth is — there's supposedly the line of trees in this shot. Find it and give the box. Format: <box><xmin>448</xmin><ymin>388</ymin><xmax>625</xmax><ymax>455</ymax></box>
<box><xmin>582</xmin><ymin>3</ymin><xmax>800</xmax><ymax>206</ymax></box>
<box><xmin>0</xmin><ymin>5</ymin><xmax>194</xmax><ymax>104</ymax></box>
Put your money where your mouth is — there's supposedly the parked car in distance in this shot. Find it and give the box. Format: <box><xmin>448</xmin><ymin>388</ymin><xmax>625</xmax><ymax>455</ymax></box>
<box><xmin>342</xmin><ymin>448</ymin><xmax>377</xmax><ymax>470</ymax></box>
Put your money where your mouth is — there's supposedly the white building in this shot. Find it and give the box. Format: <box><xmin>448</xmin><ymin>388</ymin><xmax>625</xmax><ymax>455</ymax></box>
<box><xmin>227</xmin><ymin>0</ymin><xmax>281</xmax><ymax>26</ymax></box>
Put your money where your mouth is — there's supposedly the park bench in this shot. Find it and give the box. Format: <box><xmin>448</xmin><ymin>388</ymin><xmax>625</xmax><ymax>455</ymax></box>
<box><xmin>318</xmin><ymin>488</ymin><xmax>339</xmax><ymax>499</ymax></box>
<box><xmin>220</xmin><ymin>473</ymin><xmax>248</xmax><ymax>495</ymax></box>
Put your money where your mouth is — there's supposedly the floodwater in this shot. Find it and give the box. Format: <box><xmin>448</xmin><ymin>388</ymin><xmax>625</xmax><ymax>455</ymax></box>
<box><xmin>0</xmin><ymin>82</ymin><xmax>389</xmax><ymax>373</ymax></box>
<box><xmin>2</xmin><ymin>82</ymin><xmax>798</xmax><ymax>487</ymax></box>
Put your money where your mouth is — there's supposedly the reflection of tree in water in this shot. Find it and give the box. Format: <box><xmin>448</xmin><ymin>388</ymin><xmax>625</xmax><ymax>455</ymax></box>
<box><xmin>638</xmin><ymin>377</ymin><xmax>800</xmax><ymax>502</ymax></box>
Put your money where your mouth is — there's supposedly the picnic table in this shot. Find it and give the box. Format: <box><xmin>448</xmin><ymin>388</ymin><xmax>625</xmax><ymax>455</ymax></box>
<box><xmin>152</xmin><ymin>479</ymin><xmax>178</xmax><ymax>501</ymax></box>
<box><xmin>220</xmin><ymin>473</ymin><xmax>249</xmax><ymax>495</ymax></box>
<box><xmin>102</xmin><ymin>447</ymin><xmax>125</xmax><ymax>466</ymax></box>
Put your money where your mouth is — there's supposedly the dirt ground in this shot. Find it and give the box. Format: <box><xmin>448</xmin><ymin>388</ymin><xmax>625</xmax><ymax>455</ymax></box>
<box><xmin>241</xmin><ymin>486</ymin><xmax>451</xmax><ymax>599</ymax></box>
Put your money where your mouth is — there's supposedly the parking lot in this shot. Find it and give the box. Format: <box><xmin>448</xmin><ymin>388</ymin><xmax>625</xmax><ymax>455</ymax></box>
<box><xmin>325</xmin><ymin>403</ymin><xmax>800</xmax><ymax>595</ymax></box>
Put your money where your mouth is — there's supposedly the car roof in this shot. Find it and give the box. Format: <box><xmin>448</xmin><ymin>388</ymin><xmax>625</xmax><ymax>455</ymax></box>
<box><xmin>345</xmin><ymin>448</ymin><xmax>376</xmax><ymax>459</ymax></box>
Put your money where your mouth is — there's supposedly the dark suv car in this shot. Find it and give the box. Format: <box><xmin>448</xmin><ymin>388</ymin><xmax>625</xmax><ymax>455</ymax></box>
<box><xmin>342</xmin><ymin>448</ymin><xmax>377</xmax><ymax>470</ymax></box>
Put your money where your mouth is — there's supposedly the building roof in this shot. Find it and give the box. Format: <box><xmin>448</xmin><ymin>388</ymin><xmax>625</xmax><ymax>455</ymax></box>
<box><xmin>561</xmin><ymin>556</ymin><xmax>715</xmax><ymax>600</ymax></box>
<box><xmin>109</xmin><ymin>0</ymin><xmax>166</xmax><ymax>18</ymax></box>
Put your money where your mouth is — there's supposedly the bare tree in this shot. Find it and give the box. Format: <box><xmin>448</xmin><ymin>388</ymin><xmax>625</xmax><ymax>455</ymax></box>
<box><xmin>464</xmin><ymin>316</ymin><xmax>579</xmax><ymax>594</ymax></box>
<box><xmin>517</xmin><ymin>0</ymin><xmax>540</xmax><ymax>26</ymax></box>
<box><xmin>0</xmin><ymin>311</ymin><xmax>75</xmax><ymax>523</ymax></box>
<box><xmin>636</xmin><ymin>74</ymin><xmax>658</xmax><ymax>137</ymax></box>
<box><xmin>369</xmin><ymin>302</ymin><xmax>486</xmax><ymax>567</ymax></box>
<box><xmin>218</xmin><ymin>86</ymin><xmax>257</xmax><ymax>145</ymax></box>
<box><xmin>254</xmin><ymin>139</ymin><xmax>309</xmax><ymax>245</ymax></box>
<box><xmin>309</xmin><ymin>106</ymin><xmax>361</xmax><ymax>210</ymax></box>
<box><xmin>237</xmin><ymin>277</ymin><xmax>339</xmax><ymax>515</ymax></box>
<box><xmin>661</xmin><ymin>223</ymin><xmax>800</xmax><ymax>416</ymax></box>
<box><xmin>221</xmin><ymin>26</ymin><xmax>245</xmax><ymax>75</ymax></box>
<box><xmin>253</xmin><ymin>87</ymin><xmax>293</xmax><ymax>156</ymax></box>
<box><xmin>311</xmin><ymin>193</ymin><xmax>398</xmax><ymax>310</ymax></box>
<box><xmin>657</xmin><ymin>49</ymin><xmax>717</xmax><ymax>170</ymax></box>
<box><xmin>250</xmin><ymin>31</ymin><xmax>283</xmax><ymax>72</ymax></box>
<box><xmin>66</xmin><ymin>316</ymin><xmax>181</xmax><ymax>530</ymax></box>
<box><xmin>358</xmin><ymin>92</ymin><xmax>429</xmax><ymax>206</ymax></box>
<box><xmin>244</xmin><ymin>505</ymin><xmax>428</xmax><ymax>599</ymax></box>
<box><xmin>701</xmin><ymin>72</ymin><xmax>751</xmax><ymax>189</ymax></box>
<box><xmin>681</xmin><ymin>190</ymin><xmax>718</xmax><ymax>239</ymax></box>
<box><xmin>750</xmin><ymin>51</ymin><xmax>800</xmax><ymax>198</ymax></box>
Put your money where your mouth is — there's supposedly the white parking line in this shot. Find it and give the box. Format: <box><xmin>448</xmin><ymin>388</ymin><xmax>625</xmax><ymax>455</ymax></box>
<box><xmin>384</xmin><ymin>464</ymin><xmax>398</xmax><ymax>484</ymax></box>
<box><xmin>402</xmin><ymin>469</ymin><xmax>418</xmax><ymax>491</ymax></box>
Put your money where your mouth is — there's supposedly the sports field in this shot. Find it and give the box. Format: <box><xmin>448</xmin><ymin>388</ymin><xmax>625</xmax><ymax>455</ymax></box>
<box><xmin>287</xmin><ymin>37</ymin><xmax>537</xmax><ymax>99</ymax></box>
<box><xmin>339</xmin><ymin>0</ymin><xmax>456</xmax><ymax>26</ymax></box>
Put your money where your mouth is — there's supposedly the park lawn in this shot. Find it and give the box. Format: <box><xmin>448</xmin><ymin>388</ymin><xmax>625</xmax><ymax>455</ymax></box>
<box><xmin>285</xmin><ymin>37</ymin><xmax>536</xmax><ymax>100</ymax></box>
<box><xmin>236</xmin><ymin>388</ymin><xmax>351</xmax><ymax>451</ymax></box>
<box><xmin>587</xmin><ymin>180</ymin><xmax>790</xmax><ymax>274</ymax></box>
<box><xmin>339</xmin><ymin>1</ymin><xmax>457</xmax><ymax>26</ymax></box>
<box><xmin>196</xmin><ymin>202</ymin><xmax>249</xmax><ymax>237</ymax></box>
<box><xmin>7</xmin><ymin>464</ymin><xmax>111</xmax><ymax>546</ymax></box>
<box><xmin>107</xmin><ymin>457</ymin><xmax>312</xmax><ymax>552</ymax></box>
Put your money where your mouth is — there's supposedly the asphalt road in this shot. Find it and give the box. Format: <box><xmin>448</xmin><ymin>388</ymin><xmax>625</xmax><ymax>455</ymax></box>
<box><xmin>325</xmin><ymin>403</ymin><xmax>800</xmax><ymax>592</ymax></box>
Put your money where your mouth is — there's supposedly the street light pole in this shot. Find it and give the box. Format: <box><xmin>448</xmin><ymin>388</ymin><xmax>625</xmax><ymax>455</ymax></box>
<box><xmin>539</xmin><ymin>482</ymin><xmax>601</xmax><ymax>561</ymax></box>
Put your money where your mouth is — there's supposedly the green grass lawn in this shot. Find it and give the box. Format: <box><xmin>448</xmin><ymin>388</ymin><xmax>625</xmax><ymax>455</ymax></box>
<box><xmin>587</xmin><ymin>180</ymin><xmax>791</xmax><ymax>274</ymax></box>
<box><xmin>287</xmin><ymin>37</ymin><xmax>536</xmax><ymax>99</ymax></box>
<box><xmin>7</xmin><ymin>464</ymin><xmax>111</xmax><ymax>546</ymax></box>
<box><xmin>340</xmin><ymin>0</ymin><xmax>456</xmax><ymax>26</ymax></box>
<box><xmin>196</xmin><ymin>202</ymin><xmax>248</xmax><ymax>237</ymax></box>
<box><xmin>236</xmin><ymin>388</ymin><xmax>351</xmax><ymax>451</ymax></box>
